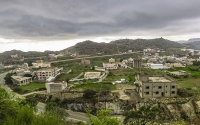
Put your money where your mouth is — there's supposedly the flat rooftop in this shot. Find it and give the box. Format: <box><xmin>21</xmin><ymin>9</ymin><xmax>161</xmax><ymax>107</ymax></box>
<box><xmin>149</xmin><ymin>77</ymin><xmax>171</xmax><ymax>82</ymax></box>
<box><xmin>12</xmin><ymin>76</ymin><xmax>31</xmax><ymax>81</ymax></box>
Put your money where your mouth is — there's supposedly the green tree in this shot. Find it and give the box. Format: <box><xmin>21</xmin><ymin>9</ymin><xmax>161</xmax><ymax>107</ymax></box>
<box><xmin>87</xmin><ymin>109</ymin><xmax>120</xmax><ymax>125</ymax></box>
<box><xmin>27</xmin><ymin>61</ymin><xmax>33</xmax><ymax>66</ymax></box>
<box><xmin>45</xmin><ymin>102</ymin><xmax>69</xmax><ymax>119</ymax></box>
<box><xmin>0</xmin><ymin>86</ymin><xmax>67</xmax><ymax>125</ymax></box>
<box><xmin>0</xmin><ymin>87</ymin><xmax>19</xmax><ymax>123</ymax></box>
<box><xmin>4</xmin><ymin>73</ymin><xmax>13</xmax><ymax>84</ymax></box>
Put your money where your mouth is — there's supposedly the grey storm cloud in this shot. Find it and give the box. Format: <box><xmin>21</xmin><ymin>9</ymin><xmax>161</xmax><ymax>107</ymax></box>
<box><xmin>1</xmin><ymin>0</ymin><xmax>200</xmax><ymax>40</ymax></box>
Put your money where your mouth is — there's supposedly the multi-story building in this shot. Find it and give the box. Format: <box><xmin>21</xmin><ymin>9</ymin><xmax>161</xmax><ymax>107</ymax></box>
<box><xmin>36</xmin><ymin>68</ymin><xmax>61</xmax><ymax>80</ymax></box>
<box><xmin>135</xmin><ymin>74</ymin><xmax>177</xmax><ymax>98</ymax></box>
<box><xmin>133</xmin><ymin>58</ymin><xmax>142</xmax><ymax>68</ymax></box>
<box><xmin>11</xmin><ymin>76</ymin><xmax>32</xmax><ymax>86</ymax></box>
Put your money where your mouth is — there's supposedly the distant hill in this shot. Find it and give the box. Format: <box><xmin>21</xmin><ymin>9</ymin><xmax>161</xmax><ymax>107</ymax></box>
<box><xmin>0</xmin><ymin>50</ymin><xmax>59</xmax><ymax>64</ymax></box>
<box><xmin>176</xmin><ymin>38</ymin><xmax>200</xmax><ymax>43</ymax></box>
<box><xmin>64</xmin><ymin>38</ymin><xmax>183</xmax><ymax>55</ymax></box>
<box><xmin>64</xmin><ymin>40</ymin><xmax>119</xmax><ymax>55</ymax></box>
<box><xmin>188</xmin><ymin>38</ymin><xmax>200</xmax><ymax>42</ymax></box>
<box><xmin>188</xmin><ymin>41</ymin><xmax>200</xmax><ymax>49</ymax></box>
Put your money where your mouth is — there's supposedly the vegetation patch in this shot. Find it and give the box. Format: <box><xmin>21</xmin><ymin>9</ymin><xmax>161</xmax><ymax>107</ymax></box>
<box><xmin>14</xmin><ymin>82</ymin><xmax>45</xmax><ymax>94</ymax></box>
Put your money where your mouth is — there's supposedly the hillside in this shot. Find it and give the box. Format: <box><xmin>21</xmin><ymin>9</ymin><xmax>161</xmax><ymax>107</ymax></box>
<box><xmin>64</xmin><ymin>38</ymin><xmax>183</xmax><ymax>55</ymax></box>
<box><xmin>65</xmin><ymin>40</ymin><xmax>118</xmax><ymax>55</ymax></box>
<box><xmin>188</xmin><ymin>41</ymin><xmax>200</xmax><ymax>49</ymax></box>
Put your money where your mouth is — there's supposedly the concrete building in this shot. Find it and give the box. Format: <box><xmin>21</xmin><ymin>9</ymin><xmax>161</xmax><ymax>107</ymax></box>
<box><xmin>109</xmin><ymin>58</ymin><xmax>115</xmax><ymax>63</ymax></box>
<box><xmin>84</xmin><ymin>72</ymin><xmax>101</xmax><ymax>79</ymax></box>
<box><xmin>32</xmin><ymin>61</ymin><xmax>51</xmax><ymax>68</ymax></box>
<box><xmin>103</xmin><ymin>63</ymin><xmax>118</xmax><ymax>69</ymax></box>
<box><xmin>11</xmin><ymin>54</ymin><xmax>18</xmax><ymax>58</ymax></box>
<box><xmin>133</xmin><ymin>58</ymin><xmax>142</xmax><ymax>68</ymax></box>
<box><xmin>128</xmin><ymin>50</ymin><xmax>132</xmax><ymax>53</ymax></box>
<box><xmin>81</xmin><ymin>59</ymin><xmax>91</xmax><ymax>65</ymax></box>
<box><xmin>11</xmin><ymin>76</ymin><xmax>32</xmax><ymax>86</ymax></box>
<box><xmin>118</xmin><ymin>62</ymin><xmax>127</xmax><ymax>68</ymax></box>
<box><xmin>127</xmin><ymin>58</ymin><xmax>134</xmax><ymax>63</ymax></box>
<box><xmin>165</xmin><ymin>63</ymin><xmax>184</xmax><ymax>68</ymax></box>
<box><xmin>135</xmin><ymin>74</ymin><xmax>177</xmax><ymax>98</ymax></box>
<box><xmin>36</xmin><ymin>68</ymin><xmax>61</xmax><ymax>80</ymax></box>
<box><xmin>46</xmin><ymin>82</ymin><xmax>67</xmax><ymax>93</ymax></box>
<box><xmin>169</xmin><ymin>71</ymin><xmax>189</xmax><ymax>78</ymax></box>
<box><xmin>49</xmin><ymin>54</ymin><xmax>57</xmax><ymax>60</ymax></box>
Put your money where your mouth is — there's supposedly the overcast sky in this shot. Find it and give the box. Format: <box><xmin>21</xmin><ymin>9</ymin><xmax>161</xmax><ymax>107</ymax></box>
<box><xmin>0</xmin><ymin>0</ymin><xmax>200</xmax><ymax>53</ymax></box>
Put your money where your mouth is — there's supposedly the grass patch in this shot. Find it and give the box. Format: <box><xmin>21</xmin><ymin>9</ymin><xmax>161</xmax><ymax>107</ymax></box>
<box><xmin>178</xmin><ymin>78</ymin><xmax>200</xmax><ymax>89</ymax></box>
<box><xmin>19</xmin><ymin>82</ymin><xmax>45</xmax><ymax>91</ymax></box>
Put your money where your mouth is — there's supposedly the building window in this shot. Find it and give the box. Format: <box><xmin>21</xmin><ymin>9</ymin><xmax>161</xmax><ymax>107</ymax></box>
<box><xmin>171</xmin><ymin>91</ymin><xmax>175</xmax><ymax>94</ymax></box>
<box><xmin>171</xmin><ymin>86</ymin><xmax>175</xmax><ymax>89</ymax></box>
<box><xmin>155</xmin><ymin>91</ymin><xmax>159</xmax><ymax>94</ymax></box>
<box><xmin>146</xmin><ymin>92</ymin><xmax>149</xmax><ymax>95</ymax></box>
<box><xmin>146</xmin><ymin>86</ymin><xmax>149</xmax><ymax>89</ymax></box>
<box><xmin>166</xmin><ymin>86</ymin><xmax>167</xmax><ymax>87</ymax></box>
<box><xmin>158</xmin><ymin>86</ymin><xmax>162</xmax><ymax>89</ymax></box>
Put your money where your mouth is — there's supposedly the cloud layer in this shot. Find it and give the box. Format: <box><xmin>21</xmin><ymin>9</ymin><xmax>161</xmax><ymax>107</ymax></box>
<box><xmin>1</xmin><ymin>0</ymin><xmax>200</xmax><ymax>41</ymax></box>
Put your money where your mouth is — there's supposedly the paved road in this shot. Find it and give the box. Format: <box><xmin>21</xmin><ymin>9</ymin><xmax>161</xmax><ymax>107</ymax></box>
<box><xmin>21</xmin><ymin>91</ymin><xmax>46</xmax><ymax>97</ymax></box>
<box><xmin>37</xmin><ymin>102</ymin><xmax>88</xmax><ymax>122</ymax></box>
<box><xmin>50</xmin><ymin>51</ymin><xmax>141</xmax><ymax>64</ymax></box>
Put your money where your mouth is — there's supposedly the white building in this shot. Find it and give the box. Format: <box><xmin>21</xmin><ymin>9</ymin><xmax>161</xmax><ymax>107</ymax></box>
<box><xmin>11</xmin><ymin>54</ymin><xmax>18</xmax><ymax>58</ymax></box>
<box><xmin>103</xmin><ymin>63</ymin><xmax>118</xmax><ymax>69</ymax></box>
<box><xmin>94</xmin><ymin>66</ymin><xmax>105</xmax><ymax>71</ymax></box>
<box><xmin>109</xmin><ymin>58</ymin><xmax>115</xmax><ymax>63</ymax></box>
<box><xmin>46</xmin><ymin>82</ymin><xmax>67</xmax><ymax>93</ymax></box>
<box><xmin>149</xmin><ymin>64</ymin><xmax>170</xmax><ymax>69</ymax></box>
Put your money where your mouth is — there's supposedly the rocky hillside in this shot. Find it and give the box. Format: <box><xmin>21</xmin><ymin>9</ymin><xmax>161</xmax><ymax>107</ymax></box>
<box><xmin>64</xmin><ymin>38</ymin><xmax>184</xmax><ymax>55</ymax></box>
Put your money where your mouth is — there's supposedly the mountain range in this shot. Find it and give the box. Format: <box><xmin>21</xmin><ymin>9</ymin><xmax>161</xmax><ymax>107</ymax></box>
<box><xmin>64</xmin><ymin>38</ymin><xmax>183</xmax><ymax>55</ymax></box>
<box><xmin>0</xmin><ymin>38</ymin><xmax>198</xmax><ymax>64</ymax></box>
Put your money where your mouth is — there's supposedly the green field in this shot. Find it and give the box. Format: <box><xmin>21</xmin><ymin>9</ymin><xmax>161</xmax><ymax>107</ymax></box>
<box><xmin>103</xmin><ymin>68</ymin><xmax>165</xmax><ymax>83</ymax></box>
<box><xmin>19</xmin><ymin>82</ymin><xmax>45</xmax><ymax>91</ymax></box>
<box><xmin>168</xmin><ymin>65</ymin><xmax>200</xmax><ymax>94</ymax></box>
<box><xmin>74</xmin><ymin>82</ymin><xmax>116</xmax><ymax>92</ymax></box>
<box><xmin>55</xmin><ymin>62</ymin><xmax>97</xmax><ymax>82</ymax></box>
